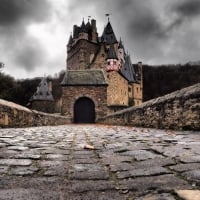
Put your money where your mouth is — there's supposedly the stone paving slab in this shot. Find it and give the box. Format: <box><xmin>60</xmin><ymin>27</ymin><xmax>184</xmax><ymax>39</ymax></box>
<box><xmin>0</xmin><ymin>124</ymin><xmax>199</xmax><ymax>199</ymax></box>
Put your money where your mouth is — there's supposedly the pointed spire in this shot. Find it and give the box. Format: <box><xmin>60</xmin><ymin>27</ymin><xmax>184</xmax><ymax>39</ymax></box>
<box><xmin>80</xmin><ymin>18</ymin><xmax>87</xmax><ymax>33</ymax></box>
<box><xmin>86</xmin><ymin>17</ymin><xmax>91</xmax><ymax>31</ymax></box>
<box><xmin>67</xmin><ymin>33</ymin><xmax>73</xmax><ymax>46</ymax></box>
<box><xmin>118</xmin><ymin>38</ymin><xmax>125</xmax><ymax>50</ymax></box>
<box><xmin>101</xmin><ymin>20</ymin><xmax>118</xmax><ymax>44</ymax></box>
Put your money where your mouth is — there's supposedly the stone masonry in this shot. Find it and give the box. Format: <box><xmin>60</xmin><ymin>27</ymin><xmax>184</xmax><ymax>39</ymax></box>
<box><xmin>98</xmin><ymin>83</ymin><xmax>200</xmax><ymax>130</ymax></box>
<box><xmin>0</xmin><ymin>124</ymin><xmax>199</xmax><ymax>199</ymax></box>
<box><xmin>0</xmin><ymin>99</ymin><xmax>68</xmax><ymax>128</ymax></box>
<box><xmin>61</xmin><ymin>86</ymin><xmax>108</xmax><ymax>122</ymax></box>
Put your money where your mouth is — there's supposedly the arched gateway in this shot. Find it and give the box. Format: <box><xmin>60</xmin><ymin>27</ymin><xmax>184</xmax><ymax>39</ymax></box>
<box><xmin>74</xmin><ymin>97</ymin><xmax>95</xmax><ymax>123</ymax></box>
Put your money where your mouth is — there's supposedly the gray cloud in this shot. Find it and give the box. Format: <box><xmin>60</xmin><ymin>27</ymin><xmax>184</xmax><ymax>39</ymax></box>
<box><xmin>0</xmin><ymin>0</ymin><xmax>52</xmax><ymax>72</ymax></box>
<box><xmin>13</xmin><ymin>36</ymin><xmax>47</xmax><ymax>71</ymax></box>
<box><xmin>1</xmin><ymin>0</ymin><xmax>200</xmax><ymax>78</ymax></box>
<box><xmin>174</xmin><ymin>0</ymin><xmax>200</xmax><ymax>18</ymax></box>
<box><xmin>66</xmin><ymin>0</ymin><xmax>200</xmax><ymax>65</ymax></box>
<box><xmin>168</xmin><ymin>0</ymin><xmax>200</xmax><ymax>30</ymax></box>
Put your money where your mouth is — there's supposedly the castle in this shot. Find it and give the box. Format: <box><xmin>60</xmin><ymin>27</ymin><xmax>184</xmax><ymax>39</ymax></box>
<box><xmin>30</xmin><ymin>18</ymin><xmax>143</xmax><ymax>123</ymax></box>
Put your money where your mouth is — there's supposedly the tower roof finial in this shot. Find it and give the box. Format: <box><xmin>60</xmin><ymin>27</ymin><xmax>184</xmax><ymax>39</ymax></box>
<box><xmin>105</xmin><ymin>13</ymin><xmax>111</xmax><ymax>22</ymax></box>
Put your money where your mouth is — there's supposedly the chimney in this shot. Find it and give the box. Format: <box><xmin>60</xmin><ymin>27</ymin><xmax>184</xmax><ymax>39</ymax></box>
<box><xmin>91</xmin><ymin>19</ymin><xmax>98</xmax><ymax>43</ymax></box>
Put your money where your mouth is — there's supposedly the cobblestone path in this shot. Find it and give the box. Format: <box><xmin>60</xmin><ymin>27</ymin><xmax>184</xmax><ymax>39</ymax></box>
<box><xmin>0</xmin><ymin>124</ymin><xmax>200</xmax><ymax>200</ymax></box>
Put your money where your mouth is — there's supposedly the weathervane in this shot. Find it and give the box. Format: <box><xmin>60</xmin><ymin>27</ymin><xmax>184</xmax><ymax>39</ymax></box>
<box><xmin>105</xmin><ymin>13</ymin><xmax>111</xmax><ymax>22</ymax></box>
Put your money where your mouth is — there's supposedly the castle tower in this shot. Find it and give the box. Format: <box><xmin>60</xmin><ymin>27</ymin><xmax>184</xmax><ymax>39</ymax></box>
<box><xmin>66</xmin><ymin>19</ymin><xmax>99</xmax><ymax>70</ymax></box>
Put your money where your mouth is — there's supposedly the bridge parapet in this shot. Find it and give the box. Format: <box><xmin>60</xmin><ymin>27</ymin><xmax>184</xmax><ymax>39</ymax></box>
<box><xmin>98</xmin><ymin>83</ymin><xmax>200</xmax><ymax>130</ymax></box>
<box><xmin>0</xmin><ymin>99</ymin><xmax>68</xmax><ymax>128</ymax></box>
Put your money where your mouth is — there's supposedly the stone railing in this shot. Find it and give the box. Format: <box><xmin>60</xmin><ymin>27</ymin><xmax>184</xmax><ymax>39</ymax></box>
<box><xmin>98</xmin><ymin>83</ymin><xmax>200</xmax><ymax>130</ymax></box>
<box><xmin>0</xmin><ymin>99</ymin><xmax>69</xmax><ymax>128</ymax></box>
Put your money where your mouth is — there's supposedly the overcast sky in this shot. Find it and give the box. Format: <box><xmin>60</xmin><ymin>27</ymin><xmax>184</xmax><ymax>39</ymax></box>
<box><xmin>1</xmin><ymin>0</ymin><xmax>200</xmax><ymax>79</ymax></box>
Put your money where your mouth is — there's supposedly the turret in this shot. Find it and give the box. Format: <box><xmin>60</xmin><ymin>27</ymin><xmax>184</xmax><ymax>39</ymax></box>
<box><xmin>118</xmin><ymin>38</ymin><xmax>125</xmax><ymax>65</ymax></box>
<box><xmin>106</xmin><ymin>45</ymin><xmax>120</xmax><ymax>71</ymax></box>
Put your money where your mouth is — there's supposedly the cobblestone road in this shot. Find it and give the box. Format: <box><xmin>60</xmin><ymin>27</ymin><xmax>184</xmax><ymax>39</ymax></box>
<box><xmin>0</xmin><ymin>124</ymin><xmax>200</xmax><ymax>200</ymax></box>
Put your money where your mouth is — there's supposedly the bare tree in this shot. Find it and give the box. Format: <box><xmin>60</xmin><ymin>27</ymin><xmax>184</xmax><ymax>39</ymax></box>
<box><xmin>0</xmin><ymin>62</ymin><xmax>5</xmax><ymax>70</ymax></box>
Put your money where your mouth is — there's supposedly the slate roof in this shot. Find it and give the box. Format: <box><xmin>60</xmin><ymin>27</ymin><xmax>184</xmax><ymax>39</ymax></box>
<box><xmin>101</xmin><ymin>21</ymin><xmax>118</xmax><ymax>44</ymax></box>
<box><xmin>120</xmin><ymin>54</ymin><xmax>137</xmax><ymax>83</ymax></box>
<box><xmin>107</xmin><ymin>45</ymin><xmax>118</xmax><ymax>59</ymax></box>
<box><xmin>61</xmin><ymin>70</ymin><xmax>108</xmax><ymax>86</ymax></box>
<box><xmin>30</xmin><ymin>77</ymin><xmax>54</xmax><ymax>101</ymax></box>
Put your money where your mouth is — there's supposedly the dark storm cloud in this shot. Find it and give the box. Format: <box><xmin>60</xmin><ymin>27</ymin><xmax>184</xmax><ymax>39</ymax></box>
<box><xmin>169</xmin><ymin>0</ymin><xmax>200</xmax><ymax>30</ymax></box>
<box><xmin>174</xmin><ymin>0</ymin><xmax>200</xmax><ymax>18</ymax></box>
<box><xmin>0</xmin><ymin>0</ymin><xmax>51</xmax><ymax>26</ymax></box>
<box><xmin>63</xmin><ymin>0</ymin><xmax>200</xmax><ymax>65</ymax></box>
<box><xmin>108</xmin><ymin>0</ymin><xmax>166</xmax><ymax>38</ymax></box>
<box><xmin>67</xmin><ymin>0</ymin><xmax>170</xmax><ymax>62</ymax></box>
<box><xmin>0</xmin><ymin>0</ymin><xmax>52</xmax><ymax>72</ymax></box>
<box><xmin>68</xmin><ymin>0</ymin><xmax>165</xmax><ymax>38</ymax></box>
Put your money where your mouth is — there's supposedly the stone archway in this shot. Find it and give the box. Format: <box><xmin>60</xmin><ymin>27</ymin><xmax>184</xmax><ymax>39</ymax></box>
<box><xmin>74</xmin><ymin>97</ymin><xmax>95</xmax><ymax>123</ymax></box>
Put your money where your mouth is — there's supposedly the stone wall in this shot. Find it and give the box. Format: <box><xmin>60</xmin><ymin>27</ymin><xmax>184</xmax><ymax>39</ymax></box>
<box><xmin>0</xmin><ymin>99</ymin><xmax>68</xmax><ymax>128</ymax></box>
<box><xmin>132</xmin><ymin>82</ymin><xmax>143</xmax><ymax>106</ymax></box>
<box><xmin>107</xmin><ymin>71</ymin><xmax>129</xmax><ymax>107</ymax></box>
<box><xmin>30</xmin><ymin>100</ymin><xmax>55</xmax><ymax>113</ymax></box>
<box><xmin>98</xmin><ymin>83</ymin><xmax>200</xmax><ymax>130</ymax></box>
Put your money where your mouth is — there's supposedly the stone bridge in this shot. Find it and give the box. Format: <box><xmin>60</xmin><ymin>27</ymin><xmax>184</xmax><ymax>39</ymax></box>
<box><xmin>0</xmin><ymin>84</ymin><xmax>200</xmax><ymax>199</ymax></box>
<box><xmin>1</xmin><ymin>83</ymin><xmax>200</xmax><ymax>130</ymax></box>
<box><xmin>0</xmin><ymin>124</ymin><xmax>199</xmax><ymax>199</ymax></box>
